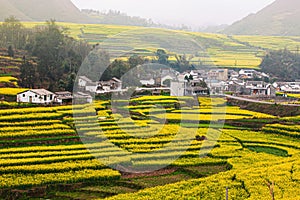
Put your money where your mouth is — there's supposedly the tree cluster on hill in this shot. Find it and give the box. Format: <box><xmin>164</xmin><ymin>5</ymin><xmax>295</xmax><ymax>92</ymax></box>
<box><xmin>81</xmin><ymin>48</ymin><xmax>194</xmax><ymax>88</ymax></box>
<box><xmin>0</xmin><ymin>16</ymin><xmax>32</xmax><ymax>50</ymax></box>
<box><xmin>82</xmin><ymin>9</ymin><xmax>155</xmax><ymax>27</ymax></box>
<box><xmin>260</xmin><ymin>49</ymin><xmax>300</xmax><ymax>81</ymax></box>
<box><xmin>0</xmin><ymin>17</ymin><xmax>91</xmax><ymax>91</ymax></box>
<box><xmin>81</xmin><ymin>51</ymin><xmax>146</xmax><ymax>87</ymax></box>
<box><xmin>156</xmin><ymin>49</ymin><xmax>195</xmax><ymax>73</ymax></box>
<box><xmin>81</xmin><ymin>9</ymin><xmax>186</xmax><ymax>30</ymax></box>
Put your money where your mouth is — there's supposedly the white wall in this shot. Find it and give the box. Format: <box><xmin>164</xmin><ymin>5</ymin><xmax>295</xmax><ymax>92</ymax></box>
<box><xmin>85</xmin><ymin>85</ymin><xmax>97</xmax><ymax>93</ymax></box>
<box><xmin>171</xmin><ymin>81</ymin><xmax>185</xmax><ymax>96</ymax></box>
<box><xmin>78</xmin><ymin>79</ymin><xmax>87</xmax><ymax>87</ymax></box>
<box><xmin>17</xmin><ymin>91</ymin><xmax>54</xmax><ymax>104</ymax></box>
<box><xmin>140</xmin><ymin>79</ymin><xmax>155</xmax><ymax>85</ymax></box>
<box><xmin>161</xmin><ymin>75</ymin><xmax>173</xmax><ymax>85</ymax></box>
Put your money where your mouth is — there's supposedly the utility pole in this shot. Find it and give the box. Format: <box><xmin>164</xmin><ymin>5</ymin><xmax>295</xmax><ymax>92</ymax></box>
<box><xmin>226</xmin><ymin>187</ymin><xmax>229</xmax><ymax>200</ymax></box>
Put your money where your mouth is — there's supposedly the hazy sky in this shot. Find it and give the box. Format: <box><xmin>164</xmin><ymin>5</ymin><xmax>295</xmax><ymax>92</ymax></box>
<box><xmin>71</xmin><ymin>0</ymin><xmax>276</xmax><ymax>27</ymax></box>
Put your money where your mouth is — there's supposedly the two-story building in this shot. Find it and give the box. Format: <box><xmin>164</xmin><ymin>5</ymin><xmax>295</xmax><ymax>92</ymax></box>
<box><xmin>171</xmin><ymin>75</ymin><xmax>209</xmax><ymax>96</ymax></box>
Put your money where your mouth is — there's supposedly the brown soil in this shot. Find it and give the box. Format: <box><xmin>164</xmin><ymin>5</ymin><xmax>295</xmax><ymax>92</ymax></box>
<box><xmin>228</xmin><ymin>98</ymin><xmax>300</xmax><ymax>117</ymax></box>
<box><xmin>121</xmin><ymin>167</ymin><xmax>178</xmax><ymax>179</ymax></box>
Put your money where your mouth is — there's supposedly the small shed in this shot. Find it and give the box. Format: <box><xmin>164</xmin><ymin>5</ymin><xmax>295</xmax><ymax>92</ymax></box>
<box><xmin>55</xmin><ymin>91</ymin><xmax>73</xmax><ymax>104</ymax></box>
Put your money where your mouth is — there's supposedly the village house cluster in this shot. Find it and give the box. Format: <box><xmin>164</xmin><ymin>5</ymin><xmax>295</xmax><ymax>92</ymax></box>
<box><xmin>16</xmin><ymin>89</ymin><xmax>93</xmax><ymax>105</ymax></box>
<box><xmin>76</xmin><ymin>68</ymin><xmax>293</xmax><ymax>98</ymax></box>
<box><xmin>15</xmin><ymin>68</ymin><xmax>300</xmax><ymax>104</ymax></box>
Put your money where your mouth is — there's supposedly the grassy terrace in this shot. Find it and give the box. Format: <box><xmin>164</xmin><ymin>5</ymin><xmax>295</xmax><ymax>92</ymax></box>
<box><xmin>19</xmin><ymin>22</ymin><xmax>300</xmax><ymax>69</ymax></box>
<box><xmin>0</xmin><ymin>96</ymin><xmax>299</xmax><ymax>199</ymax></box>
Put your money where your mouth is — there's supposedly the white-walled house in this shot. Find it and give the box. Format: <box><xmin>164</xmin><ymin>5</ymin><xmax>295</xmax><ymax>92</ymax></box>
<box><xmin>96</xmin><ymin>77</ymin><xmax>123</xmax><ymax>94</ymax></box>
<box><xmin>239</xmin><ymin>69</ymin><xmax>256</xmax><ymax>79</ymax></box>
<box><xmin>171</xmin><ymin>81</ymin><xmax>186</xmax><ymax>96</ymax></box>
<box><xmin>73</xmin><ymin>92</ymin><xmax>93</xmax><ymax>104</ymax></box>
<box><xmin>276</xmin><ymin>82</ymin><xmax>300</xmax><ymax>93</ymax></box>
<box><xmin>246</xmin><ymin>81</ymin><xmax>276</xmax><ymax>96</ymax></box>
<box><xmin>78</xmin><ymin>76</ymin><xmax>93</xmax><ymax>88</ymax></box>
<box><xmin>55</xmin><ymin>91</ymin><xmax>73</xmax><ymax>104</ymax></box>
<box><xmin>171</xmin><ymin>74</ymin><xmax>186</xmax><ymax>96</ymax></box>
<box><xmin>17</xmin><ymin>89</ymin><xmax>56</xmax><ymax>104</ymax></box>
<box><xmin>140</xmin><ymin>78</ymin><xmax>155</xmax><ymax>86</ymax></box>
<box><xmin>161</xmin><ymin>75</ymin><xmax>174</xmax><ymax>86</ymax></box>
<box><xmin>86</xmin><ymin>82</ymin><xmax>98</xmax><ymax>93</ymax></box>
<box><xmin>170</xmin><ymin>74</ymin><xmax>209</xmax><ymax>96</ymax></box>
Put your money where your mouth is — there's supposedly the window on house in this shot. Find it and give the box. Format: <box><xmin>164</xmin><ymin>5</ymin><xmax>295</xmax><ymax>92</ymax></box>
<box><xmin>44</xmin><ymin>95</ymin><xmax>47</xmax><ymax>101</ymax></box>
<box><xmin>35</xmin><ymin>95</ymin><xmax>37</xmax><ymax>98</ymax></box>
<box><xmin>23</xmin><ymin>94</ymin><xmax>25</xmax><ymax>97</ymax></box>
<box><xmin>50</xmin><ymin>95</ymin><xmax>53</xmax><ymax>100</ymax></box>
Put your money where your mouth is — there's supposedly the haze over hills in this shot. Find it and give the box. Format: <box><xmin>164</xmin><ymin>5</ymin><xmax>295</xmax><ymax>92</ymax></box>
<box><xmin>0</xmin><ymin>0</ymin><xmax>93</xmax><ymax>23</ymax></box>
<box><xmin>0</xmin><ymin>0</ymin><xmax>31</xmax><ymax>21</ymax></box>
<box><xmin>0</xmin><ymin>0</ymin><xmax>298</xmax><ymax>36</ymax></box>
<box><xmin>223</xmin><ymin>0</ymin><xmax>300</xmax><ymax>36</ymax></box>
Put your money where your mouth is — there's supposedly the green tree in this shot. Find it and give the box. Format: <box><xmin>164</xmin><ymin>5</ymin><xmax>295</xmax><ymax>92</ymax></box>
<box><xmin>156</xmin><ymin>49</ymin><xmax>169</xmax><ymax>65</ymax></box>
<box><xmin>32</xmin><ymin>20</ymin><xmax>90</xmax><ymax>91</ymax></box>
<box><xmin>0</xmin><ymin>16</ymin><xmax>28</xmax><ymax>49</ymax></box>
<box><xmin>128</xmin><ymin>55</ymin><xmax>144</xmax><ymax>68</ymax></box>
<box><xmin>111</xmin><ymin>59</ymin><xmax>130</xmax><ymax>79</ymax></box>
<box><xmin>7</xmin><ymin>45</ymin><xmax>14</xmax><ymax>57</ymax></box>
<box><xmin>82</xmin><ymin>49</ymin><xmax>111</xmax><ymax>82</ymax></box>
<box><xmin>184</xmin><ymin>74</ymin><xmax>193</xmax><ymax>82</ymax></box>
<box><xmin>19</xmin><ymin>60</ymin><xmax>38</xmax><ymax>88</ymax></box>
<box><xmin>32</xmin><ymin>20</ymin><xmax>65</xmax><ymax>90</ymax></box>
<box><xmin>260</xmin><ymin>49</ymin><xmax>300</xmax><ymax>81</ymax></box>
<box><xmin>196</xmin><ymin>80</ymin><xmax>208</xmax><ymax>88</ymax></box>
<box><xmin>173</xmin><ymin>54</ymin><xmax>192</xmax><ymax>72</ymax></box>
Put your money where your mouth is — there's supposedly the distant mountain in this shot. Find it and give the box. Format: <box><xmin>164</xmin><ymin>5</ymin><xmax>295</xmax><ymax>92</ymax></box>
<box><xmin>223</xmin><ymin>0</ymin><xmax>300</xmax><ymax>36</ymax></box>
<box><xmin>0</xmin><ymin>0</ymin><xmax>31</xmax><ymax>21</ymax></box>
<box><xmin>200</xmin><ymin>24</ymin><xmax>229</xmax><ymax>34</ymax></box>
<box><xmin>0</xmin><ymin>0</ymin><xmax>93</xmax><ymax>23</ymax></box>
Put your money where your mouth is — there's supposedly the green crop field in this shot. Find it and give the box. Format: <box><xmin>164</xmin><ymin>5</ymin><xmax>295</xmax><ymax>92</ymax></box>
<box><xmin>233</xmin><ymin>35</ymin><xmax>300</xmax><ymax>52</ymax></box>
<box><xmin>20</xmin><ymin>22</ymin><xmax>300</xmax><ymax>69</ymax></box>
<box><xmin>1</xmin><ymin>21</ymin><xmax>300</xmax><ymax>199</ymax></box>
<box><xmin>0</xmin><ymin>96</ymin><xmax>299</xmax><ymax>199</ymax></box>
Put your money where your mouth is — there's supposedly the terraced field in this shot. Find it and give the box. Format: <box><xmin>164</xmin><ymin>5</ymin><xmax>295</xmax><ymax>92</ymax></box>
<box><xmin>21</xmin><ymin>22</ymin><xmax>300</xmax><ymax>69</ymax></box>
<box><xmin>233</xmin><ymin>35</ymin><xmax>300</xmax><ymax>52</ymax></box>
<box><xmin>0</xmin><ymin>48</ymin><xmax>27</xmax><ymax>90</ymax></box>
<box><xmin>1</xmin><ymin>96</ymin><xmax>299</xmax><ymax>199</ymax></box>
<box><xmin>0</xmin><ymin>104</ymin><xmax>121</xmax><ymax>198</ymax></box>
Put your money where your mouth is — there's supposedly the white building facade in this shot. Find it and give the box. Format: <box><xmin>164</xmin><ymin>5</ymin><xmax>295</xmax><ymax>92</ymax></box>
<box><xmin>17</xmin><ymin>89</ymin><xmax>56</xmax><ymax>104</ymax></box>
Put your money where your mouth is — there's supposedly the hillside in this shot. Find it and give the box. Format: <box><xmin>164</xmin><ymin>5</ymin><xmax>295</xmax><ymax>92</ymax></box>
<box><xmin>19</xmin><ymin>22</ymin><xmax>300</xmax><ymax>70</ymax></box>
<box><xmin>0</xmin><ymin>0</ymin><xmax>31</xmax><ymax>21</ymax></box>
<box><xmin>0</xmin><ymin>0</ymin><xmax>93</xmax><ymax>23</ymax></box>
<box><xmin>223</xmin><ymin>0</ymin><xmax>300</xmax><ymax>36</ymax></box>
<box><xmin>0</xmin><ymin>48</ymin><xmax>26</xmax><ymax>87</ymax></box>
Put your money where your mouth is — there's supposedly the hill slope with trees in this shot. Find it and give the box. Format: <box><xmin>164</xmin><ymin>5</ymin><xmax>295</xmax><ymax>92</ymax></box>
<box><xmin>0</xmin><ymin>17</ymin><xmax>91</xmax><ymax>92</ymax></box>
<box><xmin>260</xmin><ymin>49</ymin><xmax>300</xmax><ymax>81</ymax></box>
